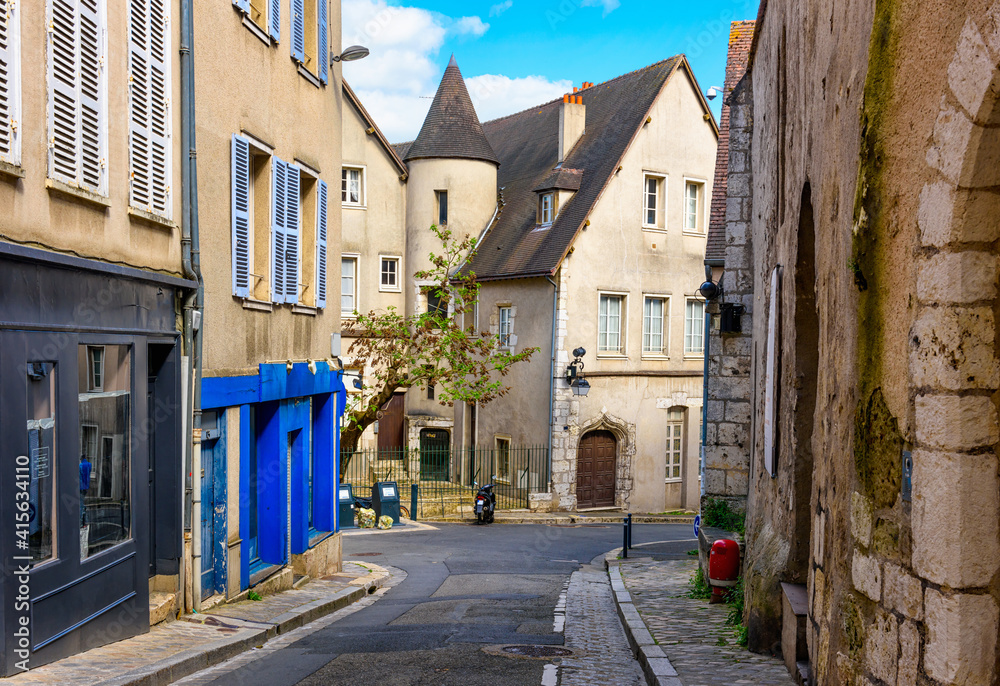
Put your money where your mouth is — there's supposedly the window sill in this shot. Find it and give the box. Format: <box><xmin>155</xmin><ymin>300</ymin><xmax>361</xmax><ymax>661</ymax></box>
<box><xmin>241</xmin><ymin>298</ymin><xmax>273</xmax><ymax>312</ymax></box>
<box><xmin>341</xmin><ymin>313</ymin><xmax>357</xmax><ymax>320</ymax></box>
<box><xmin>292</xmin><ymin>304</ymin><xmax>318</xmax><ymax>316</ymax></box>
<box><xmin>343</xmin><ymin>203</ymin><xmax>367</xmax><ymax>210</ymax></box>
<box><xmin>128</xmin><ymin>207</ymin><xmax>176</xmax><ymax>230</ymax></box>
<box><xmin>641</xmin><ymin>354</ymin><xmax>670</xmax><ymax>360</ymax></box>
<box><xmin>297</xmin><ymin>63</ymin><xmax>322</xmax><ymax>88</ymax></box>
<box><xmin>597</xmin><ymin>353</ymin><xmax>628</xmax><ymax>360</ymax></box>
<box><xmin>242</xmin><ymin>14</ymin><xmax>272</xmax><ymax>46</ymax></box>
<box><xmin>46</xmin><ymin>179</ymin><xmax>110</xmax><ymax>209</ymax></box>
<box><xmin>665</xmin><ymin>478</ymin><xmax>683</xmax><ymax>484</ymax></box>
<box><xmin>682</xmin><ymin>230</ymin><xmax>707</xmax><ymax>237</ymax></box>
<box><xmin>378</xmin><ymin>287</ymin><xmax>402</xmax><ymax>293</ymax></box>
<box><xmin>683</xmin><ymin>354</ymin><xmax>705</xmax><ymax>360</ymax></box>
<box><xmin>0</xmin><ymin>160</ymin><xmax>25</xmax><ymax>180</ymax></box>
<box><xmin>641</xmin><ymin>225</ymin><xmax>667</xmax><ymax>233</ymax></box>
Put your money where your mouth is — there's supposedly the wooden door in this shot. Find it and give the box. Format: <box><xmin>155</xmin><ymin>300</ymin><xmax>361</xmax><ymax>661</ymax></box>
<box><xmin>577</xmin><ymin>430</ymin><xmax>617</xmax><ymax>508</ymax></box>
<box><xmin>377</xmin><ymin>393</ymin><xmax>405</xmax><ymax>457</ymax></box>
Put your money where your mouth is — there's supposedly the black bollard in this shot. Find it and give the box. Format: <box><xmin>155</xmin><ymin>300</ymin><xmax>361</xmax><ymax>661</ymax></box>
<box><xmin>622</xmin><ymin>517</ymin><xmax>629</xmax><ymax>559</ymax></box>
<box><xmin>411</xmin><ymin>484</ymin><xmax>418</xmax><ymax>521</ymax></box>
<box><xmin>627</xmin><ymin>513</ymin><xmax>633</xmax><ymax>549</ymax></box>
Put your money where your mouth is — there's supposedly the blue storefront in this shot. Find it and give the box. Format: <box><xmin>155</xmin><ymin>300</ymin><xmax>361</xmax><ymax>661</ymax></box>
<box><xmin>201</xmin><ymin>361</ymin><xmax>345</xmax><ymax>598</ymax></box>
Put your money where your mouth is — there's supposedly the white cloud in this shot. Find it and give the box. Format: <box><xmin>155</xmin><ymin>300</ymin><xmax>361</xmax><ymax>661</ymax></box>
<box><xmin>581</xmin><ymin>0</ymin><xmax>620</xmax><ymax>16</ymax></box>
<box><xmin>489</xmin><ymin>1</ymin><xmax>513</xmax><ymax>17</ymax></box>
<box><xmin>466</xmin><ymin>74</ymin><xmax>575</xmax><ymax>123</ymax></box>
<box><xmin>341</xmin><ymin>0</ymin><xmax>567</xmax><ymax>141</ymax></box>
<box><xmin>451</xmin><ymin>16</ymin><xmax>490</xmax><ymax>38</ymax></box>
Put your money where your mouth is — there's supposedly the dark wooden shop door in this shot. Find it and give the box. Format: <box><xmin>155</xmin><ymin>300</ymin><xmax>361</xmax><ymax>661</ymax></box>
<box><xmin>377</xmin><ymin>393</ymin><xmax>405</xmax><ymax>456</ymax></box>
<box><xmin>577</xmin><ymin>430</ymin><xmax>617</xmax><ymax>508</ymax></box>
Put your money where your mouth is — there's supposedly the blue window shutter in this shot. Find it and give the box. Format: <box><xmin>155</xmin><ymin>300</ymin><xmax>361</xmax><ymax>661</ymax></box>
<box><xmin>233</xmin><ymin>0</ymin><xmax>250</xmax><ymax>14</ymax></box>
<box><xmin>318</xmin><ymin>0</ymin><xmax>328</xmax><ymax>84</ymax></box>
<box><xmin>231</xmin><ymin>135</ymin><xmax>251</xmax><ymax>298</ymax></box>
<box><xmin>316</xmin><ymin>180</ymin><xmax>328</xmax><ymax>308</ymax></box>
<box><xmin>271</xmin><ymin>158</ymin><xmax>287</xmax><ymax>303</ymax></box>
<box><xmin>284</xmin><ymin>164</ymin><xmax>301</xmax><ymax>305</ymax></box>
<box><xmin>291</xmin><ymin>0</ymin><xmax>305</xmax><ymax>63</ymax></box>
<box><xmin>268</xmin><ymin>0</ymin><xmax>280</xmax><ymax>42</ymax></box>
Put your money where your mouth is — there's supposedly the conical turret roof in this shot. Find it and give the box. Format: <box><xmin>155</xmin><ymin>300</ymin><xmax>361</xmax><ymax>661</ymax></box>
<box><xmin>404</xmin><ymin>56</ymin><xmax>499</xmax><ymax>165</ymax></box>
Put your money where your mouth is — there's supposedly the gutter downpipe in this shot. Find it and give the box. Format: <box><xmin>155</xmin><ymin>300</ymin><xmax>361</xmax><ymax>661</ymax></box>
<box><xmin>180</xmin><ymin>0</ymin><xmax>205</xmax><ymax>612</ymax></box>
<box><xmin>701</xmin><ymin>292</ymin><xmax>710</xmax><ymax>501</ymax></box>
<box><xmin>545</xmin><ymin>276</ymin><xmax>558</xmax><ymax>490</ymax></box>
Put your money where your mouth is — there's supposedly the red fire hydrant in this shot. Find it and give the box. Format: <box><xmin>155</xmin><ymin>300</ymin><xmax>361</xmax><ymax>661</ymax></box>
<box><xmin>708</xmin><ymin>539</ymin><xmax>740</xmax><ymax>603</ymax></box>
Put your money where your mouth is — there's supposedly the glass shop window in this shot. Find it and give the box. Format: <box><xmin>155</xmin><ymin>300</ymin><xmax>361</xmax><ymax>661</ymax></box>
<box><xmin>26</xmin><ymin>363</ymin><xmax>57</xmax><ymax>565</ymax></box>
<box><xmin>78</xmin><ymin>344</ymin><xmax>132</xmax><ymax>559</ymax></box>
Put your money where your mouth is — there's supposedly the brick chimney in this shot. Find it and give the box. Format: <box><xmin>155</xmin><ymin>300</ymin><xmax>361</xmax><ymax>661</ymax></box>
<box><xmin>559</xmin><ymin>93</ymin><xmax>585</xmax><ymax>163</ymax></box>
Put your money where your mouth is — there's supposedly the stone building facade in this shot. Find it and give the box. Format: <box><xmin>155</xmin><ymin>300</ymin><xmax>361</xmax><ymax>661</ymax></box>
<box><xmin>721</xmin><ymin>1</ymin><xmax>1000</xmax><ymax>684</ymax></box>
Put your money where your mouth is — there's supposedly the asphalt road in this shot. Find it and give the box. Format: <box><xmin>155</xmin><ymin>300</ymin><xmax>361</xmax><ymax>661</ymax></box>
<box><xmin>185</xmin><ymin>522</ymin><xmax>697</xmax><ymax>686</ymax></box>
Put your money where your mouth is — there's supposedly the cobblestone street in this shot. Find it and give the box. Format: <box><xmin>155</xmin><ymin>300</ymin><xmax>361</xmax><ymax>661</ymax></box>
<box><xmin>560</xmin><ymin>563</ymin><xmax>645</xmax><ymax>686</ymax></box>
<box><xmin>620</xmin><ymin>559</ymin><xmax>795</xmax><ymax>686</ymax></box>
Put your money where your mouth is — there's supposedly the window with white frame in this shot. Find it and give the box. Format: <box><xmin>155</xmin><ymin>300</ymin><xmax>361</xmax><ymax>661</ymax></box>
<box><xmin>685</xmin><ymin>299</ymin><xmax>705</xmax><ymax>355</ymax></box>
<box><xmin>539</xmin><ymin>192</ymin><xmax>554</xmax><ymax>225</ymax></box>
<box><xmin>666</xmin><ymin>408</ymin><xmax>684</xmax><ymax>481</ymax></box>
<box><xmin>380</xmin><ymin>256</ymin><xmax>400</xmax><ymax>291</ymax></box>
<box><xmin>0</xmin><ymin>0</ymin><xmax>22</xmax><ymax>166</ymax></box>
<box><xmin>498</xmin><ymin>306</ymin><xmax>512</xmax><ymax>348</ymax></box>
<box><xmin>599</xmin><ymin>294</ymin><xmax>625</xmax><ymax>354</ymax></box>
<box><xmin>467</xmin><ymin>298</ymin><xmax>479</xmax><ymax>335</ymax></box>
<box><xmin>341</xmin><ymin>256</ymin><xmax>357</xmax><ymax>315</ymax></box>
<box><xmin>684</xmin><ymin>180</ymin><xmax>706</xmax><ymax>232</ymax></box>
<box><xmin>128</xmin><ymin>0</ymin><xmax>171</xmax><ymax>217</ymax></box>
<box><xmin>642</xmin><ymin>173</ymin><xmax>666</xmax><ymax>230</ymax></box>
<box><xmin>643</xmin><ymin>296</ymin><xmax>668</xmax><ymax>355</ymax></box>
<box><xmin>342</xmin><ymin>167</ymin><xmax>363</xmax><ymax>206</ymax></box>
<box><xmin>48</xmin><ymin>0</ymin><xmax>108</xmax><ymax>195</ymax></box>
<box><xmin>88</xmin><ymin>346</ymin><xmax>104</xmax><ymax>392</ymax></box>
<box><xmin>496</xmin><ymin>436</ymin><xmax>511</xmax><ymax>482</ymax></box>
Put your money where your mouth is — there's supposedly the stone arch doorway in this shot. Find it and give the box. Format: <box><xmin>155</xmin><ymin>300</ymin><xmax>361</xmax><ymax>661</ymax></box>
<box><xmin>577</xmin><ymin>430</ymin><xmax>617</xmax><ymax>509</ymax></box>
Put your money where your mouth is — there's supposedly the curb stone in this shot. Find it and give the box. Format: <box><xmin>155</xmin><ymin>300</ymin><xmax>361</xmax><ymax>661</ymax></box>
<box><xmin>93</xmin><ymin>563</ymin><xmax>391</xmax><ymax>686</ymax></box>
<box><xmin>605</xmin><ymin>549</ymin><xmax>683</xmax><ymax>686</ymax></box>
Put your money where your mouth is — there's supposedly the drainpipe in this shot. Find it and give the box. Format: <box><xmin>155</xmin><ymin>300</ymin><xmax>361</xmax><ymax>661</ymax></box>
<box><xmin>180</xmin><ymin>0</ymin><xmax>205</xmax><ymax>612</ymax></box>
<box><xmin>701</xmin><ymin>291</ymin><xmax>710</xmax><ymax>501</ymax></box>
<box><xmin>545</xmin><ymin>276</ymin><xmax>558</xmax><ymax>490</ymax></box>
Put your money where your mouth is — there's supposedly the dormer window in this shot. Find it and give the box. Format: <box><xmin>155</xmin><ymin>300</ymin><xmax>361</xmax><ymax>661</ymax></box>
<box><xmin>540</xmin><ymin>193</ymin><xmax>554</xmax><ymax>225</ymax></box>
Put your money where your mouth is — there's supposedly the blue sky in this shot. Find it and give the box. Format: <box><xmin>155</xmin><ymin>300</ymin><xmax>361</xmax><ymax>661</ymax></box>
<box><xmin>341</xmin><ymin>0</ymin><xmax>760</xmax><ymax>142</ymax></box>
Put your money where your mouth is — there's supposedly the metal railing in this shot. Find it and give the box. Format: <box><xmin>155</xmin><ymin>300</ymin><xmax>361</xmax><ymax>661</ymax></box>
<box><xmin>340</xmin><ymin>445</ymin><xmax>550</xmax><ymax>514</ymax></box>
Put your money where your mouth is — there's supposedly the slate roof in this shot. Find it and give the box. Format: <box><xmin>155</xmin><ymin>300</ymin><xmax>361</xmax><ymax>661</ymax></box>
<box><xmin>706</xmin><ymin>21</ymin><xmax>756</xmax><ymax>265</ymax></box>
<box><xmin>403</xmin><ymin>56</ymin><xmax>499</xmax><ymax>165</ymax></box>
<box><xmin>534</xmin><ymin>168</ymin><xmax>583</xmax><ymax>192</ymax></box>
<box><xmin>468</xmin><ymin>56</ymin><xmax>712</xmax><ymax>281</ymax></box>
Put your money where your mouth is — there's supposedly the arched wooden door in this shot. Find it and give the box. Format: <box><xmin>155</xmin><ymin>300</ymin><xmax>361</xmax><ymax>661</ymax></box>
<box><xmin>577</xmin><ymin>430</ymin><xmax>617</xmax><ymax>508</ymax></box>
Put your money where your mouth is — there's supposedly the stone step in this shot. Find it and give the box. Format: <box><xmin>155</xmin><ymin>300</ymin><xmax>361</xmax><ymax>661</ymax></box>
<box><xmin>149</xmin><ymin>591</ymin><xmax>177</xmax><ymax>626</ymax></box>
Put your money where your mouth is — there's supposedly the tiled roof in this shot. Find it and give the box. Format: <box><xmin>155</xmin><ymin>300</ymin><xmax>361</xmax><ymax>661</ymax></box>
<box><xmin>468</xmin><ymin>56</ymin><xmax>689</xmax><ymax>281</ymax></box>
<box><xmin>392</xmin><ymin>141</ymin><xmax>413</xmax><ymax>160</ymax></box>
<box><xmin>403</xmin><ymin>56</ymin><xmax>499</xmax><ymax>165</ymax></box>
<box><xmin>343</xmin><ymin>80</ymin><xmax>409</xmax><ymax>177</ymax></box>
<box><xmin>706</xmin><ymin>21</ymin><xmax>756</xmax><ymax>264</ymax></box>
<box><xmin>534</xmin><ymin>168</ymin><xmax>583</xmax><ymax>192</ymax></box>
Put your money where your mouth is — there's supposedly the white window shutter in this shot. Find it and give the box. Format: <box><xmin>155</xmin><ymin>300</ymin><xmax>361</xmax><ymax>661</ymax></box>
<box><xmin>231</xmin><ymin>135</ymin><xmax>251</xmax><ymax>298</ymax></box>
<box><xmin>232</xmin><ymin>0</ymin><xmax>249</xmax><ymax>13</ymax></box>
<box><xmin>316</xmin><ymin>180</ymin><xmax>328</xmax><ymax>309</ymax></box>
<box><xmin>48</xmin><ymin>0</ymin><xmax>106</xmax><ymax>194</ymax></box>
<box><xmin>268</xmin><ymin>0</ymin><xmax>279</xmax><ymax>41</ymax></box>
<box><xmin>128</xmin><ymin>0</ymin><xmax>170</xmax><ymax>217</ymax></box>
<box><xmin>290</xmin><ymin>0</ymin><xmax>304</xmax><ymax>62</ymax></box>
<box><xmin>271</xmin><ymin>158</ymin><xmax>287</xmax><ymax>303</ymax></box>
<box><xmin>284</xmin><ymin>164</ymin><xmax>300</xmax><ymax>305</ymax></box>
<box><xmin>0</xmin><ymin>0</ymin><xmax>21</xmax><ymax>165</ymax></box>
<box><xmin>317</xmin><ymin>0</ymin><xmax>328</xmax><ymax>84</ymax></box>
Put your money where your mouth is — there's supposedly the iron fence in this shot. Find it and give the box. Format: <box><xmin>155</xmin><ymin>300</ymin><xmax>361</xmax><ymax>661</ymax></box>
<box><xmin>340</xmin><ymin>445</ymin><xmax>550</xmax><ymax>515</ymax></box>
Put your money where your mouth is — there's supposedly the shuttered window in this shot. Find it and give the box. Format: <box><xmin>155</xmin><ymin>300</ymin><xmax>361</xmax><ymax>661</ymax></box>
<box><xmin>290</xmin><ymin>0</ymin><xmax>305</xmax><ymax>63</ymax></box>
<box><xmin>232</xmin><ymin>0</ymin><xmax>278</xmax><ymax>42</ymax></box>
<box><xmin>129</xmin><ymin>0</ymin><xmax>170</xmax><ymax>217</ymax></box>
<box><xmin>232</xmin><ymin>135</ymin><xmax>251</xmax><ymax>298</ymax></box>
<box><xmin>0</xmin><ymin>0</ymin><xmax>21</xmax><ymax>165</ymax></box>
<box><xmin>271</xmin><ymin>158</ymin><xmax>301</xmax><ymax>304</ymax></box>
<box><xmin>316</xmin><ymin>180</ymin><xmax>328</xmax><ymax>308</ymax></box>
<box><xmin>48</xmin><ymin>0</ymin><xmax>107</xmax><ymax>194</ymax></box>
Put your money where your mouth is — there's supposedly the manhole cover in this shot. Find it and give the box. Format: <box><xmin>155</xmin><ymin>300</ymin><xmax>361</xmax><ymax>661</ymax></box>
<box><xmin>502</xmin><ymin>646</ymin><xmax>573</xmax><ymax>658</ymax></box>
<box><xmin>352</xmin><ymin>552</ymin><xmax>382</xmax><ymax>557</ymax></box>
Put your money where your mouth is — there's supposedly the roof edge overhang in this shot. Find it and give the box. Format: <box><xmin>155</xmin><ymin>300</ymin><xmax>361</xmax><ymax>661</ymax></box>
<box><xmin>404</xmin><ymin>153</ymin><xmax>500</xmax><ymax>167</ymax></box>
<box><xmin>704</xmin><ymin>258</ymin><xmax>725</xmax><ymax>268</ymax></box>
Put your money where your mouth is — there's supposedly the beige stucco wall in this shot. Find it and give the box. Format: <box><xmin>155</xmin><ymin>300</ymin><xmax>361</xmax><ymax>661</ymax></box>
<box><xmin>196</xmin><ymin>1</ymin><xmax>343</xmax><ymax>374</ymax></box>
<box><xmin>0</xmin><ymin>0</ymin><xmax>182</xmax><ymax>274</ymax></box>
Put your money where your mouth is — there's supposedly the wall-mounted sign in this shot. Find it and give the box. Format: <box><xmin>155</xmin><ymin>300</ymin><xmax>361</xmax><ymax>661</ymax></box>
<box><xmin>382</xmin><ymin>485</ymin><xmax>396</xmax><ymax>499</ymax></box>
<box><xmin>763</xmin><ymin>265</ymin><xmax>782</xmax><ymax>478</ymax></box>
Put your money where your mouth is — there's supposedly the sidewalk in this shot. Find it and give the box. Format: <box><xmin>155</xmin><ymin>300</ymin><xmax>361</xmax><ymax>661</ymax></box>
<box><xmin>4</xmin><ymin>561</ymin><xmax>391</xmax><ymax>686</ymax></box>
<box><xmin>607</xmin><ymin>554</ymin><xmax>795</xmax><ymax>686</ymax></box>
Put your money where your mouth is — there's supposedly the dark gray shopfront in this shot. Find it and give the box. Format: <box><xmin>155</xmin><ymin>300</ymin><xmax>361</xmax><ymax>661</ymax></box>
<box><xmin>0</xmin><ymin>243</ymin><xmax>191</xmax><ymax>675</ymax></box>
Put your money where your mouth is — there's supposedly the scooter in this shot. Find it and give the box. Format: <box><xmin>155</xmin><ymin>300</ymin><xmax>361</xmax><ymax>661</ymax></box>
<box><xmin>474</xmin><ymin>477</ymin><xmax>496</xmax><ymax>524</ymax></box>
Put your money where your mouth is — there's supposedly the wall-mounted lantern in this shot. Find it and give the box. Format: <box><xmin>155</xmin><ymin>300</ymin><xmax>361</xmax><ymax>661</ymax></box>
<box><xmin>566</xmin><ymin>347</ymin><xmax>591</xmax><ymax>397</ymax></box>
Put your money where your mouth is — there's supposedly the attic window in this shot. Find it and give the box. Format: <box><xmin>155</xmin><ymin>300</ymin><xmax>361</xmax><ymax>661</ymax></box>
<box><xmin>539</xmin><ymin>193</ymin><xmax>554</xmax><ymax>226</ymax></box>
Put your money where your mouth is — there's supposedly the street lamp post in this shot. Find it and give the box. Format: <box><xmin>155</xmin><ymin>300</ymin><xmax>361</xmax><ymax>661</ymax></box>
<box><xmin>566</xmin><ymin>347</ymin><xmax>591</xmax><ymax>397</ymax></box>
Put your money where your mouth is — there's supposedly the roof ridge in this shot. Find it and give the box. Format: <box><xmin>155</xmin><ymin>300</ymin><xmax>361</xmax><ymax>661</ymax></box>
<box><xmin>481</xmin><ymin>55</ymin><xmax>683</xmax><ymax>127</ymax></box>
